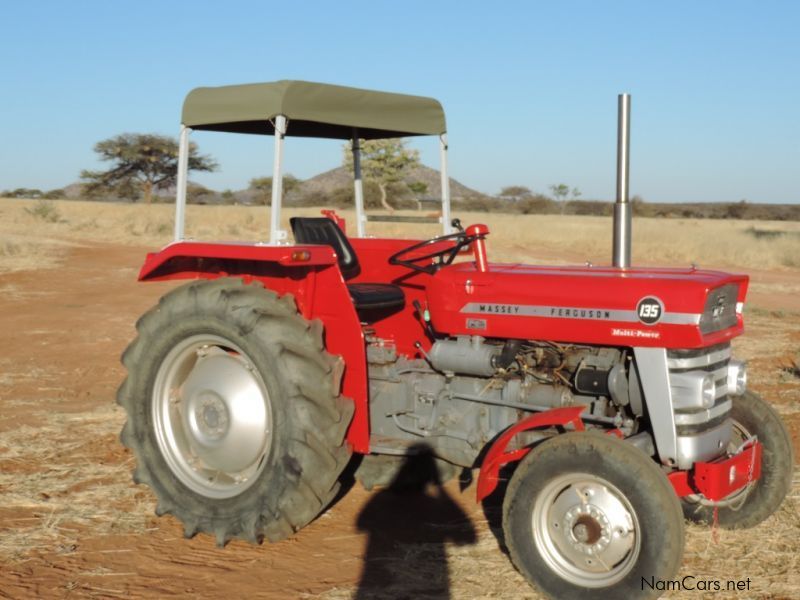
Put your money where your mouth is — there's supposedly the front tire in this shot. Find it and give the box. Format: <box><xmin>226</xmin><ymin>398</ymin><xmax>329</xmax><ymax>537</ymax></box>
<box><xmin>117</xmin><ymin>278</ymin><xmax>354</xmax><ymax>545</ymax></box>
<box><xmin>682</xmin><ymin>391</ymin><xmax>794</xmax><ymax>528</ymax></box>
<box><xmin>502</xmin><ymin>433</ymin><xmax>684</xmax><ymax>600</ymax></box>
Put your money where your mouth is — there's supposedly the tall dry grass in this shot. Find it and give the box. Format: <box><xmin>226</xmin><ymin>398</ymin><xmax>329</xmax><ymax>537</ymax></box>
<box><xmin>2</xmin><ymin>197</ymin><xmax>800</xmax><ymax>272</ymax></box>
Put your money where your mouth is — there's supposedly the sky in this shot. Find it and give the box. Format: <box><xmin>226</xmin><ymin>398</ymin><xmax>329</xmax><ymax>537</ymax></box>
<box><xmin>1</xmin><ymin>1</ymin><xmax>798</xmax><ymax>203</ymax></box>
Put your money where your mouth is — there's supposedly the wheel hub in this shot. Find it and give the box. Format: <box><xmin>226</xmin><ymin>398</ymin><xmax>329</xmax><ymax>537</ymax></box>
<box><xmin>534</xmin><ymin>474</ymin><xmax>640</xmax><ymax>587</ymax></box>
<box><xmin>571</xmin><ymin>514</ymin><xmax>603</xmax><ymax>545</ymax></box>
<box><xmin>195</xmin><ymin>392</ymin><xmax>229</xmax><ymax>438</ymax></box>
<box><xmin>152</xmin><ymin>335</ymin><xmax>273</xmax><ymax>499</ymax></box>
<box><xmin>563</xmin><ymin>504</ymin><xmax>614</xmax><ymax>556</ymax></box>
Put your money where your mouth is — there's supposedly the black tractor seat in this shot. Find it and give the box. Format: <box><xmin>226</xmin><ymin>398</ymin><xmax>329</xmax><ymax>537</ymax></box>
<box><xmin>290</xmin><ymin>217</ymin><xmax>405</xmax><ymax>314</ymax></box>
<box><xmin>346</xmin><ymin>282</ymin><xmax>405</xmax><ymax>311</ymax></box>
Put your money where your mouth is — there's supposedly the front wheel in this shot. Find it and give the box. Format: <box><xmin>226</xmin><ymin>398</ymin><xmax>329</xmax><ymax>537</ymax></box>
<box><xmin>682</xmin><ymin>391</ymin><xmax>794</xmax><ymax>528</ymax></box>
<box><xmin>502</xmin><ymin>433</ymin><xmax>684</xmax><ymax>600</ymax></box>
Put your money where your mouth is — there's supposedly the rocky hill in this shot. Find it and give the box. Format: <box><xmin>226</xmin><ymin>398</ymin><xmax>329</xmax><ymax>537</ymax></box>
<box><xmin>44</xmin><ymin>164</ymin><xmax>482</xmax><ymax>206</ymax></box>
<box><xmin>294</xmin><ymin>164</ymin><xmax>481</xmax><ymax>202</ymax></box>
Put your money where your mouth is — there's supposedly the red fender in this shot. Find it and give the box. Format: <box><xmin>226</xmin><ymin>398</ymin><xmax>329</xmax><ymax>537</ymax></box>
<box><xmin>475</xmin><ymin>405</ymin><xmax>586</xmax><ymax>502</ymax></box>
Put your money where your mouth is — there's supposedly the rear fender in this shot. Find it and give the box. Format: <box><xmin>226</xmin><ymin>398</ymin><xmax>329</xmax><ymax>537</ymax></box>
<box><xmin>475</xmin><ymin>406</ymin><xmax>586</xmax><ymax>502</ymax></box>
<box><xmin>138</xmin><ymin>241</ymin><xmax>371</xmax><ymax>453</ymax></box>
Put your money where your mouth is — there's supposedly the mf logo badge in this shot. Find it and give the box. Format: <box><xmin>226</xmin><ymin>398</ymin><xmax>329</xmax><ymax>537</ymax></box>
<box><xmin>712</xmin><ymin>296</ymin><xmax>726</xmax><ymax>319</ymax></box>
<box><xmin>636</xmin><ymin>296</ymin><xmax>664</xmax><ymax>325</ymax></box>
<box><xmin>466</xmin><ymin>318</ymin><xmax>487</xmax><ymax>330</ymax></box>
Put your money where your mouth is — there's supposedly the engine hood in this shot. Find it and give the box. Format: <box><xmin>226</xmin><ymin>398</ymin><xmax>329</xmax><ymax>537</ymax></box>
<box><xmin>426</xmin><ymin>262</ymin><xmax>749</xmax><ymax>349</ymax></box>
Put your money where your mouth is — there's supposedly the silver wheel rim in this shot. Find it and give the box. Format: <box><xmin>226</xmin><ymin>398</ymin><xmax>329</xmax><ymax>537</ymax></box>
<box><xmin>532</xmin><ymin>473</ymin><xmax>640</xmax><ymax>588</ymax></box>
<box><xmin>152</xmin><ymin>334</ymin><xmax>272</xmax><ymax>499</ymax></box>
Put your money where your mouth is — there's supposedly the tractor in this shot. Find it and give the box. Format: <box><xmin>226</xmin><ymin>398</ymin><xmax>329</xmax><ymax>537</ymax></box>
<box><xmin>118</xmin><ymin>81</ymin><xmax>793</xmax><ymax>599</ymax></box>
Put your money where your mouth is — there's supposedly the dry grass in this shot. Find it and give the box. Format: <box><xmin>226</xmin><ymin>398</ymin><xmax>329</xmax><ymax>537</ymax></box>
<box><xmin>311</xmin><ymin>475</ymin><xmax>800</xmax><ymax>599</ymax></box>
<box><xmin>1</xmin><ymin>196</ymin><xmax>798</xmax><ymax>597</ymax></box>
<box><xmin>0</xmin><ymin>405</ymin><xmax>150</xmax><ymax>563</ymax></box>
<box><xmin>2</xmin><ymin>197</ymin><xmax>800</xmax><ymax>272</ymax></box>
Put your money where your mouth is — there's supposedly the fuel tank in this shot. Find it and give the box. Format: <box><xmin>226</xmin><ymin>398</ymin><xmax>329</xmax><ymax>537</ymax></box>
<box><xmin>426</xmin><ymin>262</ymin><xmax>748</xmax><ymax>349</ymax></box>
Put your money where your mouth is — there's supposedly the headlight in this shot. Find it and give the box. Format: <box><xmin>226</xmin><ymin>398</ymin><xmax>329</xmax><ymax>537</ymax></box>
<box><xmin>727</xmin><ymin>359</ymin><xmax>747</xmax><ymax>396</ymax></box>
<box><xmin>701</xmin><ymin>374</ymin><xmax>716</xmax><ymax>408</ymax></box>
<box><xmin>670</xmin><ymin>371</ymin><xmax>719</xmax><ymax>409</ymax></box>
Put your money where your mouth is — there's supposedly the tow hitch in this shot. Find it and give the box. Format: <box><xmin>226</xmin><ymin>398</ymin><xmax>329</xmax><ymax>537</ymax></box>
<box><xmin>669</xmin><ymin>439</ymin><xmax>762</xmax><ymax>502</ymax></box>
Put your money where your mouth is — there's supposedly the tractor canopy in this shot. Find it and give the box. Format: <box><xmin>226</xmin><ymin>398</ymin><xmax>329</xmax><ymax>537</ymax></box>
<box><xmin>181</xmin><ymin>80</ymin><xmax>447</xmax><ymax>139</ymax></box>
<box><xmin>174</xmin><ymin>80</ymin><xmax>453</xmax><ymax>242</ymax></box>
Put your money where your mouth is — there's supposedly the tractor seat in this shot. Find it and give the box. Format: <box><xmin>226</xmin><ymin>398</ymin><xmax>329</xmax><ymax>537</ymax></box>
<box><xmin>290</xmin><ymin>217</ymin><xmax>405</xmax><ymax>313</ymax></box>
<box><xmin>347</xmin><ymin>282</ymin><xmax>405</xmax><ymax>311</ymax></box>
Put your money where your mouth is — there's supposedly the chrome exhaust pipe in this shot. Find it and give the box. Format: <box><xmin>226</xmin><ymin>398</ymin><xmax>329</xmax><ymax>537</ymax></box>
<box><xmin>613</xmin><ymin>93</ymin><xmax>631</xmax><ymax>268</ymax></box>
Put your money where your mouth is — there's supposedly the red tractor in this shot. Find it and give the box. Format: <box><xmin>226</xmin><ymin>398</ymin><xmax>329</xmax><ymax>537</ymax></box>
<box><xmin>118</xmin><ymin>81</ymin><xmax>793</xmax><ymax>599</ymax></box>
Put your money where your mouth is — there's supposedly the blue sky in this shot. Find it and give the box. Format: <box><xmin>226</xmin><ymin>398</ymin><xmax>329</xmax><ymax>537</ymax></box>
<box><xmin>1</xmin><ymin>1</ymin><xmax>798</xmax><ymax>203</ymax></box>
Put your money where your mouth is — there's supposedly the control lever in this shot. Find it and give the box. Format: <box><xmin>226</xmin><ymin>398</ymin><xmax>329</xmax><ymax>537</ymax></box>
<box><xmin>413</xmin><ymin>299</ymin><xmax>436</xmax><ymax>339</ymax></box>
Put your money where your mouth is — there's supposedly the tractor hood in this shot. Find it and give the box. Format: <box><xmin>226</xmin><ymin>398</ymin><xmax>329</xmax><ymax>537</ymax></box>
<box><xmin>426</xmin><ymin>262</ymin><xmax>748</xmax><ymax>349</ymax></box>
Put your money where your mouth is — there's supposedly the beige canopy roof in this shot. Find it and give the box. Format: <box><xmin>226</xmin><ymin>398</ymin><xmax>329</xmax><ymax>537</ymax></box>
<box><xmin>181</xmin><ymin>80</ymin><xmax>446</xmax><ymax>139</ymax></box>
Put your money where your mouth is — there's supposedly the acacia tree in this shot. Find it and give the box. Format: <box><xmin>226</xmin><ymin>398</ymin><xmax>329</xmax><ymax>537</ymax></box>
<box><xmin>249</xmin><ymin>174</ymin><xmax>301</xmax><ymax>204</ymax></box>
<box><xmin>549</xmin><ymin>183</ymin><xmax>570</xmax><ymax>214</ymax></box>
<box><xmin>499</xmin><ymin>185</ymin><xmax>533</xmax><ymax>201</ymax></box>
<box><xmin>343</xmin><ymin>139</ymin><xmax>420</xmax><ymax>213</ymax></box>
<box><xmin>81</xmin><ymin>133</ymin><xmax>217</xmax><ymax>203</ymax></box>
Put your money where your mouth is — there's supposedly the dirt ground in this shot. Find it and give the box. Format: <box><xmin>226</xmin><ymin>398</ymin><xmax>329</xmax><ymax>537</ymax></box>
<box><xmin>1</xmin><ymin>235</ymin><xmax>799</xmax><ymax>599</ymax></box>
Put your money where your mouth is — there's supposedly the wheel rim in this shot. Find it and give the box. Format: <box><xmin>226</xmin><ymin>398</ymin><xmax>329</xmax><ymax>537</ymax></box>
<box><xmin>152</xmin><ymin>334</ymin><xmax>272</xmax><ymax>499</ymax></box>
<box><xmin>532</xmin><ymin>472</ymin><xmax>641</xmax><ymax>588</ymax></box>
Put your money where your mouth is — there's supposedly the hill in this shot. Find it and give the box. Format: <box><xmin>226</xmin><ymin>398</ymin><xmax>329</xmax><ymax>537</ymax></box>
<box><xmin>293</xmin><ymin>164</ymin><xmax>481</xmax><ymax>202</ymax></box>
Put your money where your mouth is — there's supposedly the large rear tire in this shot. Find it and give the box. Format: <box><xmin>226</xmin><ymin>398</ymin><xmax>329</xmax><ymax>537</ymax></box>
<box><xmin>117</xmin><ymin>278</ymin><xmax>354</xmax><ymax>545</ymax></box>
<box><xmin>502</xmin><ymin>432</ymin><xmax>684</xmax><ymax>600</ymax></box>
<box><xmin>682</xmin><ymin>391</ymin><xmax>794</xmax><ymax>529</ymax></box>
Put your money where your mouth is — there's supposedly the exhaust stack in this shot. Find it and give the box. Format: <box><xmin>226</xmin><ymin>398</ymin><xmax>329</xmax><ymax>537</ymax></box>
<box><xmin>613</xmin><ymin>93</ymin><xmax>631</xmax><ymax>268</ymax></box>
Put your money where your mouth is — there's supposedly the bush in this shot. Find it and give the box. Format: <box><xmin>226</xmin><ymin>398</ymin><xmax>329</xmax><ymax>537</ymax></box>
<box><xmin>514</xmin><ymin>195</ymin><xmax>559</xmax><ymax>215</ymax></box>
<box><xmin>42</xmin><ymin>188</ymin><xmax>65</xmax><ymax>199</ymax></box>
<box><xmin>3</xmin><ymin>188</ymin><xmax>43</xmax><ymax>199</ymax></box>
<box><xmin>24</xmin><ymin>200</ymin><xmax>63</xmax><ymax>223</ymax></box>
<box><xmin>563</xmin><ymin>200</ymin><xmax>611</xmax><ymax>216</ymax></box>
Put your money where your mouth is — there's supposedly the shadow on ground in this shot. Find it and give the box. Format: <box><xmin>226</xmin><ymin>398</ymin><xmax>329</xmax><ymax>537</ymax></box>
<box><xmin>354</xmin><ymin>446</ymin><xmax>477</xmax><ymax>599</ymax></box>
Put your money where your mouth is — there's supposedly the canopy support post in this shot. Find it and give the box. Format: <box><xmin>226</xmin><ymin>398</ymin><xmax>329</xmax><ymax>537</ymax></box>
<box><xmin>439</xmin><ymin>134</ymin><xmax>452</xmax><ymax>234</ymax></box>
<box><xmin>269</xmin><ymin>115</ymin><xmax>288</xmax><ymax>244</ymax></box>
<box><xmin>352</xmin><ymin>129</ymin><xmax>366</xmax><ymax>237</ymax></box>
<box><xmin>173</xmin><ymin>125</ymin><xmax>190</xmax><ymax>241</ymax></box>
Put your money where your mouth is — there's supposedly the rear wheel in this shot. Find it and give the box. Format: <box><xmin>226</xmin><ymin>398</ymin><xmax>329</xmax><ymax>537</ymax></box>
<box><xmin>682</xmin><ymin>391</ymin><xmax>793</xmax><ymax>528</ymax></box>
<box><xmin>502</xmin><ymin>433</ymin><xmax>684</xmax><ymax>600</ymax></box>
<box><xmin>117</xmin><ymin>278</ymin><xmax>354</xmax><ymax>545</ymax></box>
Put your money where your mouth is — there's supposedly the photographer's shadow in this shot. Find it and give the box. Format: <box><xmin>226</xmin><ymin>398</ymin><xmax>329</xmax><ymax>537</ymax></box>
<box><xmin>355</xmin><ymin>445</ymin><xmax>477</xmax><ymax>600</ymax></box>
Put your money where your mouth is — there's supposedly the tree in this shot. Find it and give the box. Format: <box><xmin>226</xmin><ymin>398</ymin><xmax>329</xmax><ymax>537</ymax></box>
<box><xmin>408</xmin><ymin>181</ymin><xmax>428</xmax><ymax>197</ymax></box>
<box><xmin>249</xmin><ymin>174</ymin><xmax>300</xmax><ymax>205</ymax></box>
<box><xmin>408</xmin><ymin>181</ymin><xmax>429</xmax><ymax>210</ymax></box>
<box><xmin>3</xmin><ymin>188</ymin><xmax>43</xmax><ymax>199</ymax></box>
<box><xmin>499</xmin><ymin>186</ymin><xmax>533</xmax><ymax>201</ymax></box>
<box><xmin>81</xmin><ymin>133</ymin><xmax>217</xmax><ymax>204</ymax></box>
<box><xmin>221</xmin><ymin>189</ymin><xmax>236</xmax><ymax>204</ymax></box>
<box><xmin>549</xmin><ymin>183</ymin><xmax>570</xmax><ymax>214</ymax></box>
<box><xmin>343</xmin><ymin>139</ymin><xmax>420</xmax><ymax>213</ymax></box>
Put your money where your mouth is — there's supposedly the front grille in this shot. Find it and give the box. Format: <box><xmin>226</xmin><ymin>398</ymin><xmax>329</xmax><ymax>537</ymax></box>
<box><xmin>668</xmin><ymin>343</ymin><xmax>732</xmax><ymax>466</ymax></box>
<box><xmin>668</xmin><ymin>342</ymin><xmax>731</xmax><ymax>418</ymax></box>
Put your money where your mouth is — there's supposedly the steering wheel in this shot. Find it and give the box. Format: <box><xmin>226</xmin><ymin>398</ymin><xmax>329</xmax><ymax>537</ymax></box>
<box><xmin>388</xmin><ymin>219</ymin><xmax>484</xmax><ymax>274</ymax></box>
